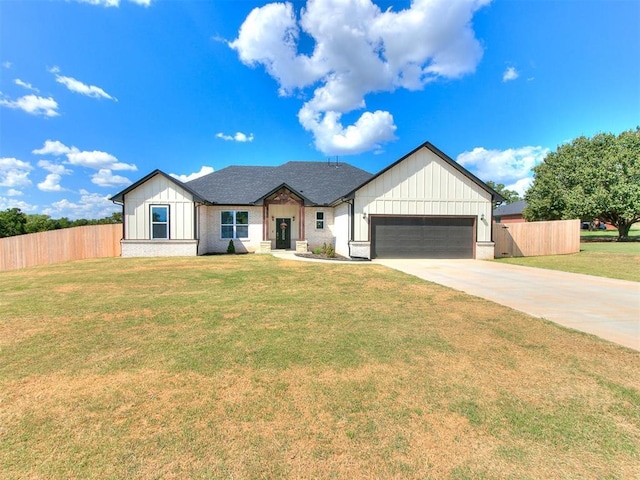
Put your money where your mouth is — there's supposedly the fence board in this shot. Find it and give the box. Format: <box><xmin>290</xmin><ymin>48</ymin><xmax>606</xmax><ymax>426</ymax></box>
<box><xmin>0</xmin><ymin>224</ymin><xmax>122</xmax><ymax>271</ymax></box>
<box><xmin>493</xmin><ymin>219</ymin><xmax>580</xmax><ymax>258</ymax></box>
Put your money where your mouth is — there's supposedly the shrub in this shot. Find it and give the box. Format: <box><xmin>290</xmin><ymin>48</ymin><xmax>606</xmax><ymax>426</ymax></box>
<box><xmin>227</xmin><ymin>239</ymin><xmax>236</xmax><ymax>254</ymax></box>
<box><xmin>326</xmin><ymin>243</ymin><xmax>336</xmax><ymax>258</ymax></box>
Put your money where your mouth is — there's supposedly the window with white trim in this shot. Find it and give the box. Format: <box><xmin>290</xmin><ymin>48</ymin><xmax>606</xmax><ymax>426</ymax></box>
<box><xmin>151</xmin><ymin>205</ymin><xmax>169</xmax><ymax>239</ymax></box>
<box><xmin>221</xmin><ymin>211</ymin><xmax>249</xmax><ymax>239</ymax></box>
<box><xmin>315</xmin><ymin>211</ymin><xmax>325</xmax><ymax>230</ymax></box>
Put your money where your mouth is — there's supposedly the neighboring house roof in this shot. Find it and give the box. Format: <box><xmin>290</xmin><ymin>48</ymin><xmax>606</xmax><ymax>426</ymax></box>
<box><xmin>110</xmin><ymin>169</ymin><xmax>208</xmax><ymax>204</ymax></box>
<box><xmin>342</xmin><ymin>141</ymin><xmax>506</xmax><ymax>203</ymax></box>
<box><xmin>185</xmin><ymin>161</ymin><xmax>373</xmax><ymax>206</ymax></box>
<box><xmin>493</xmin><ymin>200</ymin><xmax>527</xmax><ymax>217</ymax></box>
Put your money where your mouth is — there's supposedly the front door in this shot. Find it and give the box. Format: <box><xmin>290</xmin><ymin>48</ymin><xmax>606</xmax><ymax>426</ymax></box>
<box><xmin>275</xmin><ymin>218</ymin><xmax>291</xmax><ymax>249</ymax></box>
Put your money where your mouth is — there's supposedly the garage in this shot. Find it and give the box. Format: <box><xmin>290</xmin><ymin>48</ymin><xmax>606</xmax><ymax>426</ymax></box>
<box><xmin>370</xmin><ymin>216</ymin><xmax>475</xmax><ymax>259</ymax></box>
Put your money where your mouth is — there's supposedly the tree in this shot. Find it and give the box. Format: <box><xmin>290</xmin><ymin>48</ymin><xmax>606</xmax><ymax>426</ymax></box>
<box><xmin>0</xmin><ymin>208</ymin><xmax>27</xmax><ymax>238</ymax></box>
<box><xmin>486</xmin><ymin>181</ymin><xmax>521</xmax><ymax>206</ymax></box>
<box><xmin>25</xmin><ymin>214</ymin><xmax>56</xmax><ymax>234</ymax></box>
<box><xmin>524</xmin><ymin>128</ymin><xmax>640</xmax><ymax>241</ymax></box>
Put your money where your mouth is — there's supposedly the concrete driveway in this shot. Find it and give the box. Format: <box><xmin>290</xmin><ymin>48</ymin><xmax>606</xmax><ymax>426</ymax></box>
<box><xmin>375</xmin><ymin>259</ymin><xmax>640</xmax><ymax>351</ymax></box>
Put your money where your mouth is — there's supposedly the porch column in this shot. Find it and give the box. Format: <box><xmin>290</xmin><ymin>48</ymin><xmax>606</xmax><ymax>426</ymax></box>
<box><xmin>298</xmin><ymin>204</ymin><xmax>305</xmax><ymax>240</ymax></box>
<box><xmin>262</xmin><ymin>204</ymin><xmax>267</xmax><ymax>241</ymax></box>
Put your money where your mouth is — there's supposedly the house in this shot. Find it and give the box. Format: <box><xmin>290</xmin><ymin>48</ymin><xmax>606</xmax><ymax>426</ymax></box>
<box><xmin>110</xmin><ymin>141</ymin><xmax>504</xmax><ymax>260</ymax></box>
<box><xmin>493</xmin><ymin>200</ymin><xmax>527</xmax><ymax>223</ymax></box>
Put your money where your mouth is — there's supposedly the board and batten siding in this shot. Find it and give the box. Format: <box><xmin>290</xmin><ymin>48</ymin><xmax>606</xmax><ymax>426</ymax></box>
<box><xmin>124</xmin><ymin>174</ymin><xmax>196</xmax><ymax>240</ymax></box>
<box><xmin>353</xmin><ymin>147</ymin><xmax>493</xmax><ymax>243</ymax></box>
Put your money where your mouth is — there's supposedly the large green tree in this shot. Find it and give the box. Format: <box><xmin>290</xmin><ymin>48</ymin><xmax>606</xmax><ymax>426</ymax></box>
<box><xmin>524</xmin><ymin>128</ymin><xmax>640</xmax><ymax>240</ymax></box>
<box><xmin>0</xmin><ymin>208</ymin><xmax>27</xmax><ymax>238</ymax></box>
<box><xmin>485</xmin><ymin>181</ymin><xmax>521</xmax><ymax>206</ymax></box>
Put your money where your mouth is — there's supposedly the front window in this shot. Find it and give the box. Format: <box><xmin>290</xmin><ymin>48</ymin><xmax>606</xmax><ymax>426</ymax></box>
<box><xmin>221</xmin><ymin>211</ymin><xmax>249</xmax><ymax>239</ymax></box>
<box><xmin>151</xmin><ymin>205</ymin><xmax>169</xmax><ymax>239</ymax></box>
<box><xmin>315</xmin><ymin>211</ymin><xmax>324</xmax><ymax>230</ymax></box>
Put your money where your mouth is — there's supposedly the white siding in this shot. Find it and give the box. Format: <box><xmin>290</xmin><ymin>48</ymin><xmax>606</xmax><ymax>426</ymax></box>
<box><xmin>124</xmin><ymin>174</ymin><xmax>195</xmax><ymax>240</ymax></box>
<box><xmin>353</xmin><ymin>147</ymin><xmax>493</xmax><ymax>243</ymax></box>
<box><xmin>333</xmin><ymin>203</ymin><xmax>350</xmax><ymax>257</ymax></box>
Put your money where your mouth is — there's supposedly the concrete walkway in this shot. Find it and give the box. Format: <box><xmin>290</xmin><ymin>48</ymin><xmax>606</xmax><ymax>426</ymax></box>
<box><xmin>374</xmin><ymin>259</ymin><xmax>640</xmax><ymax>351</ymax></box>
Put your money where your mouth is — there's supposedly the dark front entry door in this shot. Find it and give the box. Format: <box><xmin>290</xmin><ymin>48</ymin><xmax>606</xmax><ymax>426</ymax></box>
<box><xmin>275</xmin><ymin>218</ymin><xmax>291</xmax><ymax>249</ymax></box>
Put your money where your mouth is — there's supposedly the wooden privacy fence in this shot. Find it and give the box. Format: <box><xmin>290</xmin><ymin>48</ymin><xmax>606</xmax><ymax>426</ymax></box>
<box><xmin>0</xmin><ymin>224</ymin><xmax>122</xmax><ymax>271</ymax></box>
<box><xmin>493</xmin><ymin>219</ymin><xmax>580</xmax><ymax>258</ymax></box>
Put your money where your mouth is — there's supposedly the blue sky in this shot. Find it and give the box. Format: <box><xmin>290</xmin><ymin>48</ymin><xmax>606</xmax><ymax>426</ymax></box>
<box><xmin>1</xmin><ymin>0</ymin><xmax>638</xmax><ymax>219</ymax></box>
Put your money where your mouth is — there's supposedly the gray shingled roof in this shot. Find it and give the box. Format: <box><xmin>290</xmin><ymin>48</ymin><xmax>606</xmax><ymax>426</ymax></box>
<box><xmin>186</xmin><ymin>161</ymin><xmax>373</xmax><ymax>205</ymax></box>
<box><xmin>493</xmin><ymin>200</ymin><xmax>527</xmax><ymax>216</ymax></box>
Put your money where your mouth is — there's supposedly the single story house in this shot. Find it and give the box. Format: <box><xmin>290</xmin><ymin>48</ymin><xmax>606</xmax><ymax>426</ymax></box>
<box><xmin>110</xmin><ymin>141</ymin><xmax>504</xmax><ymax>259</ymax></box>
<box><xmin>493</xmin><ymin>200</ymin><xmax>527</xmax><ymax>223</ymax></box>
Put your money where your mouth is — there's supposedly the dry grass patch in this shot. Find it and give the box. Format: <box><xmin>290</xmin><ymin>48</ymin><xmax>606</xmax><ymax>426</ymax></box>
<box><xmin>0</xmin><ymin>255</ymin><xmax>638</xmax><ymax>479</ymax></box>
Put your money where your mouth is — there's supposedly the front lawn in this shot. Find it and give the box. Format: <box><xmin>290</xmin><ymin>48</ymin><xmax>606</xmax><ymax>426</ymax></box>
<box><xmin>1</xmin><ymin>256</ymin><xmax>638</xmax><ymax>479</ymax></box>
<box><xmin>495</xmin><ymin>242</ymin><xmax>640</xmax><ymax>281</ymax></box>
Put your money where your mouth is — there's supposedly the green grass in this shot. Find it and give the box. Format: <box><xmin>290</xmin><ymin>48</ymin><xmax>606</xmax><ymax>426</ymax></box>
<box><xmin>1</xmin><ymin>255</ymin><xmax>639</xmax><ymax>479</ymax></box>
<box><xmin>496</xmin><ymin>241</ymin><xmax>640</xmax><ymax>281</ymax></box>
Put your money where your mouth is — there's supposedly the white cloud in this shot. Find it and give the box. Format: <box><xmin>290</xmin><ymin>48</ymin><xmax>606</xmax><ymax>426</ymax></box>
<box><xmin>298</xmin><ymin>107</ymin><xmax>396</xmax><ymax>155</ymax></box>
<box><xmin>6</xmin><ymin>189</ymin><xmax>23</xmax><ymax>197</ymax></box>
<box><xmin>14</xmin><ymin>79</ymin><xmax>40</xmax><ymax>93</ymax></box>
<box><xmin>2</xmin><ymin>62</ymin><xmax>11</xmax><ymax>69</ymax></box>
<box><xmin>0</xmin><ymin>94</ymin><xmax>59</xmax><ymax>117</ymax></box>
<box><xmin>457</xmin><ymin>145</ymin><xmax>550</xmax><ymax>195</ymax></box>
<box><xmin>75</xmin><ymin>0</ymin><xmax>151</xmax><ymax>7</ymax></box>
<box><xmin>33</xmin><ymin>140</ymin><xmax>137</xmax><ymax>171</ymax></box>
<box><xmin>67</xmin><ymin>150</ymin><xmax>136</xmax><ymax>171</ymax></box>
<box><xmin>91</xmin><ymin>169</ymin><xmax>132</xmax><ymax>187</ymax></box>
<box><xmin>502</xmin><ymin>66</ymin><xmax>519</xmax><ymax>82</ymax></box>
<box><xmin>0</xmin><ymin>197</ymin><xmax>37</xmax><ymax>212</ymax></box>
<box><xmin>215</xmin><ymin>132</ymin><xmax>254</xmax><ymax>142</ymax></box>
<box><xmin>170</xmin><ymin>166</ymin><xmax>214</xmax><ymax>182</ymax></box>
<box><xmin>230</xmin><ymin>0</ymin><xmax>489</xmax><ymax>155</ymax></box>
<box><xmin>51</xmin><ymin>68</ymin><xmax>117</xmax><ymax>101</ymax></box>
<box><xmin>0</xmin><ymin>157</ymin><xmax>33</xmax><ymax>188</ymax></box>
<box><xmin>33</xmin><ymin>140</ymin><xmax>74</xmax><ymax>156</ymax></box>
<box><xmin>38</xmin><ymin>160</ymin><xmax>73</xmax><ymax>175</ymax></box>
<box><xmin>38</xmin><ymin>174</ymin><xmax>67</xmax><ymax>192</ymax></box>
<box><xmin>43</xmin><ymin>191</ymin><xmax>119</xmax><ymax>220</ymax></box>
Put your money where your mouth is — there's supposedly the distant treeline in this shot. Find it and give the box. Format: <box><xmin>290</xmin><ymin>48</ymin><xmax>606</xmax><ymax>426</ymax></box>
<box><xmin>0</xmin><ymin>208</ymin><xmax>122</xmax><ymax>238</ymax></box>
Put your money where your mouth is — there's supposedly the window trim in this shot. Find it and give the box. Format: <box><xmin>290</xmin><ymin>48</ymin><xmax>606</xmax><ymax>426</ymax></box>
<box><xmin>315</xmin><ymin>211</ymin><xmax>325</xmax><ymax>230</ymax></box>
<box><xmin>221</xmin><ymin>210</ymin><xmax>249</xmax><ymax>239</ymax></box>
<box><xmin>150</xmin><ymin>204</ymin><xmax>170</xmax><ymax>240</ymax></box>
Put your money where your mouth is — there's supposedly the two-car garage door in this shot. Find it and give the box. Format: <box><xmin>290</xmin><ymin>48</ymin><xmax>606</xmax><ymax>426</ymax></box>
<box><xmin>371</xmin><ymin>216</ymin><xmax>475</xmax><ymax>259</ymax></box>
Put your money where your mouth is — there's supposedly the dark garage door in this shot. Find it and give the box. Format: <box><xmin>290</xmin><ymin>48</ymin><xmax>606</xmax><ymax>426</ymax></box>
<box><xmin>371</xmin><ymin>216</ymin><xmax>475</xmax><ymax>259</ymax></box>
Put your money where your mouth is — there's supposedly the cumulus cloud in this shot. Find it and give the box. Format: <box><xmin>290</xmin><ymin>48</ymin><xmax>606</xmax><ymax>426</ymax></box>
<box><xmin>0</xmin><ymin>197</ymin><xmax>37</xmax><ymax>212</ymax></box>
<box><xmin>170</xmin><ymin>166</ymin><xmax>214</xmax><ymax>183</ymax></box>
<box><xmin>0</xmin><ymin>157</ymin><xmax>33</xmax><ymax>188</ymax></box>
<box><xmin>43</xmin><ymin>190</ymin><xmax>119</xmax><ymax>220</ymax></box>
<box><xmin>14</xmin><ymin>79</ymin><xmax>40</xmax><ymax>93</ymax></box>
<box><xmin>230</xmin><ymin>0</ymin><xmax>489</xmax><ymax>155</ymax></box>
<box><xmin>50</xmin><ymin>67</ymin><xmax>117</xmax><ymax>101</ymax></box>
<box><xmin>91</xmin><ymin>169</ymin><xmax>133</xmax><ymax>187</ymax></box>
<box><xmin>38</xmin><ymin>160</ymin><xmax>73</xmax><ymax>175</ymax></box>
<box><xmin>0</xmin><ymin>94</ymin><xmax>59</xmax><ymax>117</ymax></box>
<box><xmin>75</xmin><ymin>0</ymin><xmax>151</xmax><ymax>7</ymax></box>
<box><xmin>33</xmin><ymin>140</ymin><xmax>137</xmax><ymax>171</ymax></box>
<box><xmin>502</xmin><ymin>66</ymin><xmax>519</xmax><ymax>82</ymax></box>
<box><xmin>38</xmin><ymin>174</ymin><xmax>67</xmax><ymax>192</ymax></box>
<box><xmin>6</xmin><ymin>189</ymin><xmax>23</xmax><ymax>197</ymax></box>
<box><xmin>215</xmin><ymin>132</ymin><xmax>254</xmax><ymax>142</ymax></box>
<box><xmin>457</xmin><ymin>146</ymin><xmax>550</xmax><ymax>195</ymax></box>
